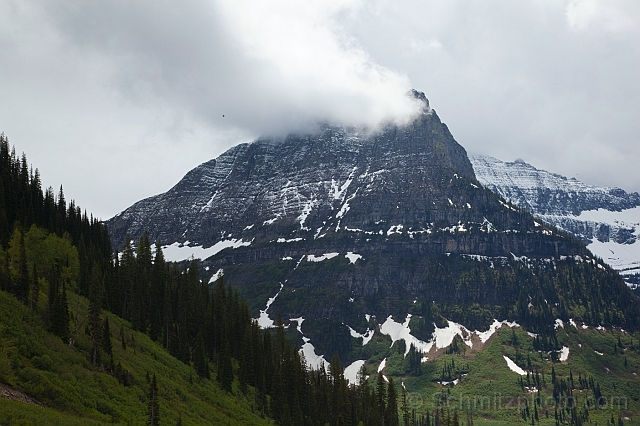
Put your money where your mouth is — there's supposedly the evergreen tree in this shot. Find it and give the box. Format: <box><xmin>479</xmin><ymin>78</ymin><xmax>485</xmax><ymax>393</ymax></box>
<box><xmin>89</xmin><ymin>265</ymin><xmax>103</xmax><ymax>365</ymax></box>
<box><xmin>16</xmin><ymin>228</ymin><xmax>29</xmax><ymax>304</ymax></box>
<box><xmin>386</xmin><ymin>377</ymin><xmax>399</xmax><ymax>426</ymax></box>
<box><xmin>29</xmin><ymin>261</ymin><xmax>39</xmax><ymax>309</ymax></box>
<box><xmin>149</xmin><ymin>241</ymin><xmax>165</xmax><ymax>342</ymax></box>
<box><xmin>102</xmin><ymin>316</ymin><xmax>112</xmax><ymax>356</ymax></box>
<box><xmin>376</xmin><ymin>373</ymin><xmax>387</xmax><ymax>420</ymax></box>
<box><xmin>217</xmin><ymin>338</ymin><xmax>233</xmax><ymax>392</ymax></box>
<box><xmin>193</xmin><ymin>331</ymin><xmax>209</xmax><ymax>379</ymax></box>
<box><xmin>147</xmin><ymin>373</ymin><xmax>160</xmax><ymax>426</ymax></box>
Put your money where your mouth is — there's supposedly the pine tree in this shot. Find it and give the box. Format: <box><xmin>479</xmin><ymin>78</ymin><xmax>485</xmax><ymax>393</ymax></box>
<box><xmin>193</xmin><ymin>331</ymin><xmax>209</xmax><ymax>379</ymax></box>
<box><xmin>58</xmin><ymin>281</ymin><xmax>70</xmax><ymax>340</ymax></box>
<box><xmin>386</xmin><ymin>377</ymin><xmax>399</xmax><ymax>426</ymax></box>
<box><xmin>29</xmin><ymin>261</ymin><xmax>39</xmax><ymax>309</ymax></box>
<box><xmin>376</xmin><ymin>373</ymin><xmax>387</xmax><ymax>420</ymax></box>
<box><xmin>270</xmin><ymin>363</ymin><xmax>286</xmax><ymax>423</ymax></box>
<box><xmin>102</xmin><ymin>316</ymin><xmax>113</xmax><ymax>371</ymax></box>
<box><xmin>149</xmin><ymin>241</ymin><xmax>165</xmax><ymax>342</ymax></box>
<box><xmin>147</xmin><ymin>373</ymin><xmax>160</xmax><ymax>426</ymax></box>
<box><xmin>217</xmin><ymin>338</ymin><xmax>233</xmax><ymax>392</ymax></box>
<box><xmin>89</xmin><ymin>265</ymin><xmax>103</xmax><ymax>365</ymax></box>
<box><xmin>16</xmin><ymin>228</ymin><xmax>29</xmax><ymax>304</ymax></box>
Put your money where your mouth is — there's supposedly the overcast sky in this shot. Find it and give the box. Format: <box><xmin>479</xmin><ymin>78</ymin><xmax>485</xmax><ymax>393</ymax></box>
<box><xmin>1</xmin><ymin>0</ymin><xmax>639</xmax><ymax>220</ymax></box>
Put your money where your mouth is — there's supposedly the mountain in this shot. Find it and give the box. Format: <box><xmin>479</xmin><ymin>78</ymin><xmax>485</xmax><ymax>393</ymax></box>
<box><xmin>470</xmin><ymin>155</ymin><xmax>640</xmax><ymax>288</ymax></box>
<box><xmin>107</xmin><ymin>91</ymin><xmax>640</xmax><ymax>366</ymax></box>
<box><xmin>108</xmin><ymin>90</ymin><xmax>582</xmax><ymax>262</ymax></box>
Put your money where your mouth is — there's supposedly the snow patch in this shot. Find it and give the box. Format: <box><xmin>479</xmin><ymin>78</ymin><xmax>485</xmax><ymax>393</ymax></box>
<box><xmin>379</xmin><ymin>316</ymin><xmax>521</xmax><ymax>357</ymax></box>
<box><xmin>503</xmin><ymin>356</ymin><xmax>526</xmax><ymax>375</ymax></box>
<box><xmin>331</xmin><ymin>168</ymin><xmax>357</xmax><ymax>201</ymax></box>
<box><xmin>277</xmin><ymin>237</ymin><xmax>304</xmax><ymax>243</ymax></box>
<box><xmin>301</xmin><ymin>338</ymin><xmax>330</xmax><ymax>371</ymax></box>
<box><xmin>336</xmin><ymin>191</ymin><xmax>358</xmax><ymax>221</ymax></box>
<box><xmin>559</xmin><ymin>346</ymin><xmax>570</xmax><ymax>362</ymax></box>
<box><xmin>289</xmin><ymin>317</ymin><xmax>304</xmax><ymax>334</ymax></box>
<box><xmin>263</xmin><ymin>217</ymin><xmax>279</xmax><ymax>226</ymax></box>
<box><xmin>555</xmin><ymin>319</ymin><xmax>564</xmax><ymax>329</ymax></box>
<box><xmin>307</xmin><ymin>252</ymin><xmax>340</xmax><ymax>262</ymax></box>
<box><xmin>344</xmin><ymin>360</ymin><xmax>366</xmax><ymax>386</ymax></box>
<box><xmin>297</xmin><ymin>199</ymin><xmax>315</xmax><ymax>231</ymax></box>
<box><xmin>345</xmin><ymin>252</ymin><xmax>363</xmax><ymax>264</ymax></box>
<box><xmin>257</xmin><ymin>283</ymin><xmax>283</xmax><ymax>328</ymax></box>
<box><xmin>432</xmin><ymin>320</ymin><xmax>473</xmax><ymax>350</ymax></box>
<box><xmin>162</xmin><ymin>239</ymin><xmax>251</xmax><ymax>262</ymax></box>
<box><xmin>377</xmin><ymin>358</ymin><xmax>387</xmax><ymax>373</ymax></box>
<box><xmin>387</xmin><ymin>224</ymin><xmax>404</xmax><ymax>236</ymax></box>
<box><xmin>379</xmin><ymin>314</ymin><xmax>433</xmax><ymax>356</ymax></box>
<box><xmin>208</xmin><ymin>268</ymin><xmax>224</xmax><ymax>284</ymax></box>
<box><xmin>477</xmin><ymin>320</ymin><xmax>504</xmax><ymax>343</ymax></box>
<box><xmin>347</xmin><ymin>325</ymin><xmax>375</xmax><ymax>346</ymax></box>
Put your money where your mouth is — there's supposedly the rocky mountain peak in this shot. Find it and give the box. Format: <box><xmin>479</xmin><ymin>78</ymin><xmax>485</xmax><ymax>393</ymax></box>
<box><xmin>107</xmin><ymin>96</ymin><xmax>480</xmax><ymax>250</ymax></box>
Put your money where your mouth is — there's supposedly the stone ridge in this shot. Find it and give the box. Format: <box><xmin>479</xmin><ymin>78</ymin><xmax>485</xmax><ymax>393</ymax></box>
<box><xmin>470</xmin><ymin>155</ymin><xmax>640</xmax><ymax>217</ymax></box>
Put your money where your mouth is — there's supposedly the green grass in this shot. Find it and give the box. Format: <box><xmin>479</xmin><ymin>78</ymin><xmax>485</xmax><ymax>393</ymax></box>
<box><xmin>0</xmin><ymin>289</ymin><xmax>272</xmax><ymax>426</ymax></box>
<box><xmin>377</xmin><ymin>324</ymin><xmax>640</xmax><ymax>424</ymax></box>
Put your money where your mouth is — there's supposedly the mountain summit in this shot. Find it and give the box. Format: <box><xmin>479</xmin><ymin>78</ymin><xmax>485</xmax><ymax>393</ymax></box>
<box><xmin>109</xmin><ymin>91</ymin><xmax>566</xmax><ymax>257</ymax></box>
<box><xmin>107</xmin><ymin>91</ymin><xmax>638</xmax><ymax>363</ymax></box>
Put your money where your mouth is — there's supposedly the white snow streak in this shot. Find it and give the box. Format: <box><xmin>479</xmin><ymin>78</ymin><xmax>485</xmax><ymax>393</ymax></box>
<box><xmin>162</xmin><ymin>239</ymin><xmax>251</xmax><ymax>262</ymax></box>
<box><xmin>257</xmin><ymin>283</ymin><xmax>283</xmax><ymax>328</ymax></box>
<box><xmin>307</xmin><ymin>252</ymin><xmax>340</xmax><ymax>262</ymax></box>
<box><xmin>208</xmin><ymin>268</ymin><xmax>224</xmax><ymax>284</ymax></box>
<box><xmin>503</xmin><ymin>356</ymin><xmax>527</xmax><ymax>375</ymax></box>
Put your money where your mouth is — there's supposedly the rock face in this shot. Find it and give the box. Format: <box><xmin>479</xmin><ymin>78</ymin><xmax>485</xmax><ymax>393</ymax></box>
<box><xmin>107</xmin><ymin>91</ymin><xmax>638</xmax><ymax>360</ymax></box>
<box><xmin>109</xmin><ymin>92</ymin><xmax>477</xmax><ymax>248</ymax></box>
<box><xmin>471</xmin><ymin>155</ymin><xmax>640</xmax><ymax>283</ymax></box>
<box><xmin>108</xmin><ymin>92</ymin><xmax>572</xmax><ymax>260</ymax></box>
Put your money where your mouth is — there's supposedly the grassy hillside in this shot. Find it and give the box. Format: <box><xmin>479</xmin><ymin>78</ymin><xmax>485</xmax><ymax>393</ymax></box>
<box><xmin>0</xmin><ymin>289</ymin><xmax>272</xmax><ymax>426</ymax></box>
<box><xmin>363</xmin><ymin>322</ymin><xmax>640</xmax><ymax>425</ymax></box>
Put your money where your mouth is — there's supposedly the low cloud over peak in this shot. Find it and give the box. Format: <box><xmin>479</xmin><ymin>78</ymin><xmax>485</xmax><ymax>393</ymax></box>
<box><xmin>40</xmin><ymin>0</ymin><xmax>421</xmax><ymax>136</ymax></box>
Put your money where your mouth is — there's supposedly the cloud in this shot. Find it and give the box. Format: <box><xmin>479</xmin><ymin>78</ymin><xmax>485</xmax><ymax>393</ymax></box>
<box><xmin>39</xmin><ymin>0</ymin><xmax>421</xmax><ymax>136</ymax></box>
<box><xmin>339</xmin><ymin>0</ymin><xmax>640</xmax><ymax>192</ymax></box>
<box><xmin>2</xmin><ymin>0</ymin><xmax>640</xmax><ymax>219</ymax></box>
<box><xmin>566</xmin><ymin>0</ymin><xmax>639</xmax><ymax>34</ymax></box>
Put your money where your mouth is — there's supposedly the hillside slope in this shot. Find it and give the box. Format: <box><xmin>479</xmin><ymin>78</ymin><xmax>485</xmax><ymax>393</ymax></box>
<box><xmin>0</xmin><ymin>288</ymin><xmax>271</xmax><ymax>426</ymax></box>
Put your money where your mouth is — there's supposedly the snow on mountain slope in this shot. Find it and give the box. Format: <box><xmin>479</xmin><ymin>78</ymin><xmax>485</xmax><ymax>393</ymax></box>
<box><xmin>471</xmin><ymin>155</ymin><xmax>640</xmax><ymax>285</ymax></box>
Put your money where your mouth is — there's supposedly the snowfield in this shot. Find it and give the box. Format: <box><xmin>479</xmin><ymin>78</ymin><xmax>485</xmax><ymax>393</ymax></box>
<box><xmin>162</xmin><ymin>239</ymin><xmax>252</xmax><ymax>262</ymax></box>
